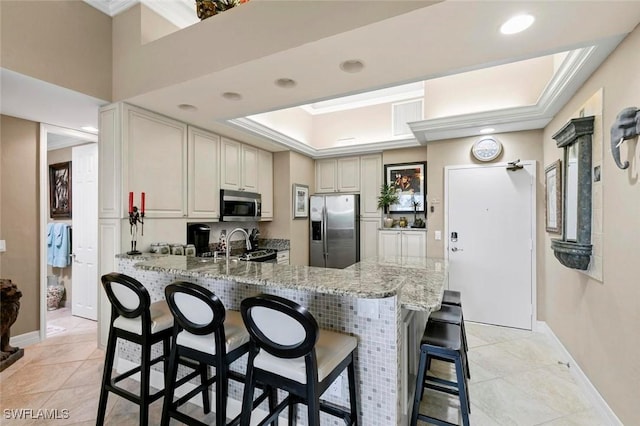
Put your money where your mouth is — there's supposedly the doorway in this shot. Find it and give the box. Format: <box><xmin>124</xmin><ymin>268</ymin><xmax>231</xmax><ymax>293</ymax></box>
<box><xmin>39</xmin><ymin>124</ymin><xmax>98</xmax><ymax>340</ymax></box>
<box><xmin>445</xmin><ymin>162</ymin><xmax>536</xmax><ymax>330</ymax></box>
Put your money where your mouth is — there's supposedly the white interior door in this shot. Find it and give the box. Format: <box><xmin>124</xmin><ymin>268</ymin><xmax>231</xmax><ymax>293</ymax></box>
<box><xmin>445</xmin><ymin>162</ymin><xmax>535</xmax><ymax>330</ymax></box>
<box><xmin>72</xmin><ymin>143</ymin><xmax>98</xmax><ymax>320</ymax></box>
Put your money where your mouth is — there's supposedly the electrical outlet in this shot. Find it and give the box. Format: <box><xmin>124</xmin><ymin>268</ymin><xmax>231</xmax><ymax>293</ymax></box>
<box><xmin>327</xmin><ymin>375</ymin><xmax>342</xmax><ymax>399</ymax></box>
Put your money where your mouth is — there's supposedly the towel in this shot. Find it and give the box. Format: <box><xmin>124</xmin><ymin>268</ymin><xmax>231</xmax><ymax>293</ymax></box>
<box><xmin>47</xmin><ymin>223</ymin><xmax>55</xmax><ymax>266</ymax></box>
<box><xmin>52</xmin><ymin>223</ymin><xmax>70</xmax><ymax>268</ymax></box>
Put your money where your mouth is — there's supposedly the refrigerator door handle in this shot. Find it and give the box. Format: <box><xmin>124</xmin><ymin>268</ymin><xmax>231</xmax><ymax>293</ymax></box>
<box><xmin>323</xmin><ymin>206</ymin><xmax>328</xmax><ymax>260</ymax></box>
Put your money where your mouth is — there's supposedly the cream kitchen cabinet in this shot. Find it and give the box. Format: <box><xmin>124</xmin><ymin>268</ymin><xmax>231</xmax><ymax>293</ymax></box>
<box><xmin>187</xmin><ymin>126</ymin><xmax>220</xmax><ymax>219</ymax></box>
<box><xmin>123</xmin><ymin>104</ymin><xmax>187</xmax><ymax>218</ymax></box>
<box><xmin>360</xmin><ymin>218</ymin><xmax>380</xmax><ymax>260</ymax></box>
<box><xmin>220</xmin><ymin>138</ymin><xmax>258</xmax><ymax>192</ymax></box>
<box><xmin>276</xmin><ymin>250</ymin><xmax>290</xmax><ymax>265</ymax></box>
<box><xmin>378</xmin><ymin>229</ymin><xmax>427</xmax><ymax>258</ymax></box>
<box><xmin>258</xmin><ymin>149</ymin><xmax>273</xmax><ymax>220</ymax></box>
<box><xmin>315</xmin><ymin>156</ymin><xmax>360</xmax><ymax>193</ymax></box>
<box><xmin>360</xmin><ymin>154</ymin><xmax>382</xmax><ymax>217</ymax></box>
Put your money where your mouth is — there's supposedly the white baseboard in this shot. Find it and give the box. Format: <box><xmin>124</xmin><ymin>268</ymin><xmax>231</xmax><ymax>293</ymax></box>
<box><xmin>116</xmin><ymin>358</ymin><xmax>268</xmax><ymax>422</ymax></box>
<box><xmin>536</xmin><ymin>321</ymin><xmax>622</xmax><ymax>426</ymax></box>
<box><xmin>10</xmin><ymin>331</ymin><xmax>41</xmax><ymax>348</ymax></box>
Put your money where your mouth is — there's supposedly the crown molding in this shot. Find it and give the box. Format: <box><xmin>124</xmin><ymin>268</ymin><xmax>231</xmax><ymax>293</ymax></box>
<box><xmin>83</xmin><ymin>0</ymin><xmax>137</xmax><ymax>16</ymax></box>
<box><xmin>227</xmin><ymin>117</ymin><xmax>420</xmax><ymax>159</ymax></box>
<box><xmin>141</xmin><ymin>0</ymin><xmax>198</xmax><ymax>28</ymax></box>
<box><xmin>409</xmin><ymin>36</ymin><xmax>624</xmax><ymax>143</ymax></box>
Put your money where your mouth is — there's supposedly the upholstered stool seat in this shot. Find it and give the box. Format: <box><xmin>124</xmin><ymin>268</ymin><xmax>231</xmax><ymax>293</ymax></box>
<box><xmin>240</xmin><ymin>294</ymin><xmax>359</xmax><ymax>426</ymax></box>
<box><xmin>97</xmin><ymin>272</ymin><xmax>174</xmax><ymax>426</ymax></box>
<box><xmin>410</xmin><ymin>320</ymin><xmax>470</xmax><ymax>426</ymax></box>
<box><xmin>442</xmin><ymin>289</ymin><xmax>462</xmax><ymax>306</ymax></box>
<box><xmin>174</xmin><ymin>310</ymin><xmax>250</xmax><ymax>355</ymax></box>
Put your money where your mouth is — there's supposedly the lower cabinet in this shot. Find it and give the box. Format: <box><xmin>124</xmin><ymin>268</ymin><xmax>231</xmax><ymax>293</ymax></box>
<box><xmin>378</xmin><ymin>230</ymin><xmax>427</xmax><ymax>258</ymax></box>
<box><xmin>277</xmin><ymin>250</ymin><xmax>290</xmax><ymax>265</ymax></box>
<box><xmin>360</xmin><ymin>219</ymin><xmax>380</xmax><ymax>260</ymax></box>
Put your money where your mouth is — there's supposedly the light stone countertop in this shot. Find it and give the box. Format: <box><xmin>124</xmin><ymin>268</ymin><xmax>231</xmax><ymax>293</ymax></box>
<box><xmin>126</xmin><ymin>255</ymin><xmax>446</xmax><ymax>312</ymax></box>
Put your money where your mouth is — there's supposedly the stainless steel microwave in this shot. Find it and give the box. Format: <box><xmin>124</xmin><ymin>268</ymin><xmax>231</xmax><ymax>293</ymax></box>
<box><xmin>220</xmin><ymin>189</ymin><xmax>261</xmax><ymax>222</ymax></box>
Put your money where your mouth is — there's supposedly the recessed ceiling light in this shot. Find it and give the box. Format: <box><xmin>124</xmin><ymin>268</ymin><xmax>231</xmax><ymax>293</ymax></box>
<box><xmin>500</xmin><ymin>14</ymin><xmax>535</xmax><ymax>35</ymax></box>
<box><xmin>178</xmin><ymin>103</ymin><xmax>198</xmax><ymax>112</ymax></box>
<box><xmin>81</xmin><ymin>126</ymin><xmax>98</xmax><ymax>133</ymax></box>
<box><xmin>275</xmin><ymin>78</ymin><xmax>297</xmax><ymax>88</ymax></box>
<box><xmin>222</xmin><ymin>92</ymin><xmax>242</xmax><ymax>101</ymax></box>
<box><xmin>339</xmin><ymin>60</ymin><xmax>365</xmax><ymax>73</ymax></box>
<box><xmin>480</xmin><ymin>127</ymin><xmax>495</xmax><ymax>134</ymax></box>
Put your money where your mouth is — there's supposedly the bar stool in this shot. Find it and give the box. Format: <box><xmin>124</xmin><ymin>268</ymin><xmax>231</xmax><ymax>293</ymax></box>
<box><xmin>429</xmin><ymin>304</ymin><xmax>470</xmax><ymax>379</ymax></box>
<box><xmin>97</xmin><ymin>272</ymin><xmax>174</xmax><ymax>426</ymax></box>
<box><xmin>240</xmin><ymin>294</ymin><xmax>359</xmax><ymax>426</ymax></box>
<box><xmin>410</xmin><ymin>320</ymin><xmax>470</xmax><ymax>426</ymax></box>
<box><xmin>442</xmin><ymin>289</ymin><xmax>462</xmax><ymax>307</ymax></box>
<box><xmin>161</xmin><ymin>281</ymin><xmax>271</xmax><ymax>426</ymax></box>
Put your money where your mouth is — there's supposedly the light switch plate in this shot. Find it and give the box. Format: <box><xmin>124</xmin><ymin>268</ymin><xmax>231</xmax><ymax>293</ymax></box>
<box><xmin>0</xmin><ymin>240</ymin><xmax>6</xmax><ymax>252</ymax></box>
<box><xmin>435</xmin><ymin>231</ymin><xmax>442</xmax><ymax>241</ymax></box>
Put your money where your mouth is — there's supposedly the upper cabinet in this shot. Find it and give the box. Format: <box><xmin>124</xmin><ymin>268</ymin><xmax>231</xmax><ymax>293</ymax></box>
<box><xmin>188</xmin><ymin>127</ymin><xmax>220</xmax><ymax>219</ymax></box>
<box><xmin>360</xmin><ymin>154</ymin><xmax>382</xmax><ymax>217</ymax></box>
<box><xmin>315</xmin><ymin>156</ymin><xmax>360</xmax><ymax>193</ymax></box>
<box><xmin>220</xmin><ymin>138</ymin><xmax>258</xmax><ymax>192</ymax></box>
<box><xmin>123</xmin><ymin>104</ymin><xmax>187</xmax><ymax>218</ymax></box>
<box><xmin>258</xmin><ymin>149</ymin><xmax>273</xmax><ymax>220</ymax></box>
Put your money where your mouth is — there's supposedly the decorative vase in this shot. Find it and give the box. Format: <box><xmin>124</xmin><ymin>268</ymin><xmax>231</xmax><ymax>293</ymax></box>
<box><xmin>46</xmin><ymin>276</ymin><xmax>65</xmax><ymax>311</ymax></box>
<box><xmin>383</xmin><ymin>216</ymin><xmax>394</xmax><ymax>228</ymax></box>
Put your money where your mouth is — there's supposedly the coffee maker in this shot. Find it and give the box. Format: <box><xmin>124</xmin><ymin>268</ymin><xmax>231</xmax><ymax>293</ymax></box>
<box><xmin>186</xmin><ymin>223</ymin><xmax>210</xmax><ymax>257</ymax></box>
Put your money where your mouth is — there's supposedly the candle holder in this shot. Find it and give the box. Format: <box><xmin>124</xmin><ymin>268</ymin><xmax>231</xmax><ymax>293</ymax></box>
<box><xmin>127</xmin><ymin>206</ymin><xmax>145</xmax><ymax>255</ymax></box>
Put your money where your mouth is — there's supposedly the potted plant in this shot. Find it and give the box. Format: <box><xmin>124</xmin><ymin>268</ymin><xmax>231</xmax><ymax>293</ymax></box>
<box><xmin>377</xmin><ymin>184</ymin><xmax>399</xmax><ymax>228</ymax></box>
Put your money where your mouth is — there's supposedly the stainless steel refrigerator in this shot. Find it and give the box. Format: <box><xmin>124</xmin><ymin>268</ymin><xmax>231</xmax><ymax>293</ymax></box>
<box><xmin>310</xmin><ymin>194</ymin><xmax>360</xmax><ymax>269</ymax></box>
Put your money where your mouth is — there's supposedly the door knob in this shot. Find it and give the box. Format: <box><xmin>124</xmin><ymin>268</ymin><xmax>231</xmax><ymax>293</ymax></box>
<box><xmin>451</xmin><ymin>247</ymin><xmax>463</xmax><ymax>252</ymax></box>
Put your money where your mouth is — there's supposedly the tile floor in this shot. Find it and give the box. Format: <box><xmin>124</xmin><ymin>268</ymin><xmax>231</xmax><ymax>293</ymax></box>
<box><xmin>0</xmin><ymin>309</ymin><xmax>608</xmax><ymax>425</ymax></box>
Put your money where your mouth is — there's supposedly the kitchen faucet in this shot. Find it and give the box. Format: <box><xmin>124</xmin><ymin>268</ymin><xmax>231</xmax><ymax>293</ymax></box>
<box><xmin>226</xmin><ymin>228</ymin><xmax>252</xmax><ymax>267</ymax></box>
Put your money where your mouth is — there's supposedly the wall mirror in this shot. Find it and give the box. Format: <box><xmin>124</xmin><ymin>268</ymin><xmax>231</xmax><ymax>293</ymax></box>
<box><xmin>550</xmin><ymin>116</ymin><xmax>594</xmax><ymax>270</ymax></box>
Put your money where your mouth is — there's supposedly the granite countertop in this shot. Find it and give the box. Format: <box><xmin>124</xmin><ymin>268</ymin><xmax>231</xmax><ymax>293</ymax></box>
<box><xmin>127</xmin><ymin>255</ymin><xmax>446</xmax><ymax>312</ymax></box>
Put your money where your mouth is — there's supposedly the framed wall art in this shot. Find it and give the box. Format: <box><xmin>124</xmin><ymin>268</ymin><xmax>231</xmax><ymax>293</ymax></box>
<box><xmin>49</xmin><ymin>161</ymin><xmax>72</xmax><ymax>218</ymax></box>
<box><xmin>293</xmin><ymin>183</ymin><xmax>309</xmax><ymax>219</ymax></box>
<box><xmin>545</xmin><ymin>160</ymin><xmax>562</xmax><ymax>233</ymax></box>
<box><xmin>384</xmin><ymin>162</ymin><xmax>427</xmax><ymax>213</ymax></box>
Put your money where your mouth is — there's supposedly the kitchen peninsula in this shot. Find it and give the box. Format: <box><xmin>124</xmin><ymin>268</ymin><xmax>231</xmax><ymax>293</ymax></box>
<box><xmin>115</xmin><ymin>254</ymin><xmax>447</xmax><ymax>425</ymax></box>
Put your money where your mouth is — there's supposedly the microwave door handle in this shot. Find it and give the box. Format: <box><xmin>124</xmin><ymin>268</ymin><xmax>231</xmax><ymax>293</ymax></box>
<box><xmin>254</xmin><ymin>200</ymin><xmax>259</xmax><ymax>218</ymax></box>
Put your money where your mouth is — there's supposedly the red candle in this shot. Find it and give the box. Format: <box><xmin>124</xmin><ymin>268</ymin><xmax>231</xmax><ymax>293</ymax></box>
<box><xmin>128</xmin><ymin>192</ymin><xmax>133</xmax><ymax>214</ymax></box>
<box><xmin>141</xmin><ymin>192</ymin><xmax>145</xmax><ymax>214</ymax></box>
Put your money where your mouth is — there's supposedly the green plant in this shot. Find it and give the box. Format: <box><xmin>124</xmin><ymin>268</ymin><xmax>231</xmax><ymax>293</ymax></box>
<box><xmin>377</xmin><ymin>183</ymin><xmax>399</xmax><ymax>215</ymax></box>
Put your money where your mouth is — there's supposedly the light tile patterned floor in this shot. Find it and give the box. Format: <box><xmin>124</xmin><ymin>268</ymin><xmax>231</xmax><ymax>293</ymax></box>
<box><xmin>0</xmin><ymin>311</ymin><xmax>609</xmax><ymax>425</ymax></box>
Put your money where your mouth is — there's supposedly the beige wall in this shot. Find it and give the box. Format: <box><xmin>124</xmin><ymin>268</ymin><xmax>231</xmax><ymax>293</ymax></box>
<box><xmin>251</xmin><ymin>108</ymin><xmax>314</xmax><ymax>146</ymax></box>
<box><xmin>259</xmin><ymin>151</ymin><xmax>314</xmax><ymax>266</ymax></box>
<box><xmin>424</xmin><ymin>56</ymin><xmax>553</xmax><ymax>119</ymax></box>
<box><xmin>541</xmin><ymin>25</ymin><xmax>640</xmax><ymax>425</ymax></box>
<box><xmin>0</xmin><ymin>115</ymin><xmax>40</xmax><ymax>336</ymax></box>
<box><xmin>47</xmin><ymin>147</ymin><xmax>73</xmax><ymax>307</ymax></box>
<box><xmin>0</xmin><ymin>1</ymin><xmax>112</xmax><ymax>101</ymax></box>
<box><xmin>140</xmin><ymin>4</ymin><xmax>180</xmax><ymax>45</ymax></box>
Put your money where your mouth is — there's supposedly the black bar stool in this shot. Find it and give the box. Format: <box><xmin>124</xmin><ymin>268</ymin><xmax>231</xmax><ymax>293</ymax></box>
<box><xmin>97</xmin><ymin>272</ymin><xmax>174</xmax><ymax>426</ymax></box>
<box><xmin>442</xmin><ymin>289</ymin><xmax>462</xmax><ymax>307</ymax></box>
<box><xmin>161</xmin><ymin>281</ymin><xmax>271</xmax><ymax>426</ymax></box>
<box><xmin>429</xmin><ymin>304</ymin><xmax>470</xmax><ymax>379</ymax></box>
<box><xmin>410</xmin><ymin>320</ymin><xmax>470</xmax><ymax>426</ymax></box>
<box><xmin>240</xmin><ymin>294</ymin><xmax>359</xmax><ymax>426</ymax></box>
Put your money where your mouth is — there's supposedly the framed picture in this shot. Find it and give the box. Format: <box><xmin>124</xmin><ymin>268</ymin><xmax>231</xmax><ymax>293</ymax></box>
<box><xmin>292</xmin><ymin>183</ymin><xmax>309</xmax><ymax>219</ymax></box>
<box><xmin>545</xmin><ymin>160</ymin><xmax>562</xmax><ymax>233</ymax></box>
<box><xmin>384</xmin><ymin>162</ymin><xmax>427</xmax><ymax>213</ymax></box>
<box><xmin>49</xmin><ymin>161</ymin><xmax>72</xmax><ymax>218</ymax></box>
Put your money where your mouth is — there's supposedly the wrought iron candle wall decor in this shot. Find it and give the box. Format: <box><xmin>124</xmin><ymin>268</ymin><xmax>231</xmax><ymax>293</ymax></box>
<box><xmin>550</xmin><ymin>116</ymin><xmax>595</xmax><ymax>270</ymax></box>
<box><xmin>610</xmin><ymin>106</ymin><xmax>639</xmax><ymax>170</ymax></box>
<box><xmin>127</xmin><ymin>192</ymin><xmax>145</xmax><ymax>255</ymax></box>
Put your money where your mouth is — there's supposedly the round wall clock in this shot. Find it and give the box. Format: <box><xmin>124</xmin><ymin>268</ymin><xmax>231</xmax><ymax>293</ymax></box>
<box><xmin>471</xmin><ymin>136</ymin><xmax>502</xmax><ymax>162</ymax></box>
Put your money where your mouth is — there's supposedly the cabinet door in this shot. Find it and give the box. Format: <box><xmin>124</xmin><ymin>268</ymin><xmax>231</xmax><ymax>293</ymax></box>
<box><xmin>220</xmin><ymin>138</ymin><xmax>241</xmax><ymax>190</ymax></box>
<box><xmin>337</xmin><ymin>157</ymin><xmax>360</xmax><ymax>192</ymax></box>
<box><xmin>258</xmin><ymin>149</ymin><xmax>273</xmax><ymax>219</ymax></box>
<box><xmin>277</xmin><ymin>250</ymin><xmax>290</xmax><ymax>265</ymax></box>
<box><xmin>401</xmin><ymin>231</ymin><xmax>426</xmax><ymax>258</ymax></box>
<box><xmin>241</xmin><ymin>145</ymin><xmax>258</xmax><ymax>191</ymax></box>
<box><xmin>361</xmin><ymin>219</ymin><xmax>380</xmax><ymax>260</ymax></box>
<box><xmin>378</xmin><ymin>230</ymin><xmax>401</xmax><ymax>258</ymax></box>
<box><xmin>124</xmin><ymin>106</ymin><xmax>187</xmax><ymax>218</ymax></box>
<box><xmin>360</xmin><ymin>154</ymin><xmax>382</xmax><ymax>217</ymax></box>
<box><xmin>315</xmin><ymin>159</ymin><xmax>337</xmax><ymax>193</ymax></box>
<box><xmin>188</xmin><ymin>127</ymin><xmax>220</xmax><ymax>218</ymax></box>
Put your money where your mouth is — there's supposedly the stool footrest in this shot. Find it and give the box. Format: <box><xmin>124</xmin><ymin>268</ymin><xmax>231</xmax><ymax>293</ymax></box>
<box><xmin>112</xmin><ymin>354</ymin><xmax>165</xmax><ymax>384</ymax></box>
<box><xmin>425</xmin><ymin>375</ymin><xmax>458</xmax><ymax>389</ymax></box>
<box><xmin>425</xmin><ymin>382</ymin><xmax>461</xmax><ymax>397</ymax></box>
<box><xmin>417</xmin><ymin>413</ymin><xmax>459</xmax><ymax>426</ymax></box>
